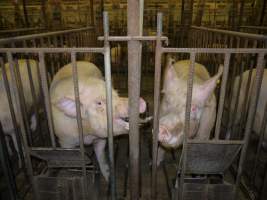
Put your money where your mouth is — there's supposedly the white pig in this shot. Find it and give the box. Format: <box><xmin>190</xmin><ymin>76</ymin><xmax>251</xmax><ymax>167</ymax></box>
<box><xmin>228</xmin><ymin>69</ymin><xmax>267</xmax><ymax>142</ymax></box>
<box><xmin>0</xmin><ymin>59</ymin><xmax>40</xmax><ymax>164</ymax></box>
<box><xmin>50</xmin><ymin>61</ymin><xmax>146</xmax><ymax>181</ymax></box>
<box><xmin>157</xmin><ymin>59</ymin><xmax>223</xmax><ymax>164</ymax></box>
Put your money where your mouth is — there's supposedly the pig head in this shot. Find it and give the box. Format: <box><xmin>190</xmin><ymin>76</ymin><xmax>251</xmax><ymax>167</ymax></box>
<box><xmin>50</xmin><ymin>61</ymin><xmax>146</xmax><ymax>180</ymax></box>
<box><xmin>158</xmin><ymin>59</ymin><xmax>223</xmax><ymax>149</ymax></box>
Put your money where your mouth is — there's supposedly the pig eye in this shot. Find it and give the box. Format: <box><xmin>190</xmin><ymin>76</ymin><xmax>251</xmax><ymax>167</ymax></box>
<box><xmin>97</xmin><ymin>101</ymin><xmax>102</xmax><ymax>105</ymax></box>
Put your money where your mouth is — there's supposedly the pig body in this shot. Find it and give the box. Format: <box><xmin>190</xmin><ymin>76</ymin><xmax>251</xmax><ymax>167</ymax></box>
<box><xmin>229</xmin><ymin>69</ymin><xmax>267</xmax><ymax>141</ymax></box>
<box><xmin>0</xmin><ymin>59</ymin><xmax>40</xmax><ymax>163</ymax></box>
<box><xmin>157</xmin><ymin>59</ymin><xmax>223</xmax><ymax>165</ymax></box>
<box><xmin>50</xmin><ymin>61</ymin><xmax>146</xmax><ymax>180</ymax></box>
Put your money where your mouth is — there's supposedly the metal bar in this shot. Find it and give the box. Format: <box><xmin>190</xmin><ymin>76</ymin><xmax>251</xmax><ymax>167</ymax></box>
<box><xmin>0</xmin><ymin>57</ymin><xmax>26</xmax><ymax>168</ymax></box>
<box><xmin>30</xmin><ymin>147</ymin><xmax>80</xmax><ymax>151</ymax></box>
<box><xmin>103</xmin><ymin>12</ymin><xmax>116</xmax><ymax>200</ymax></box>
<box><xmin>151</xmin><ymin>13</ymin><xmax>163</xmax><ymax>200</ymax></box>
<box><xmin>191</xmin><ymin>26</ymin><xmax>267</xmax><ymax>40</ymax></box>
<box><xmin>98</xmin><ymin>35</ymin><xmax>168</xmax><ymax>41</ymax></box>
<box><xmin>7</xmin><ymin>52</ymin><xmax>37</xmax><ymax>198</ymax></box>
<box><xmin>251</xmin><ymin>103</ymin><xmax>267</xmax><ymax>184</ymax></box>
<box><xmin>214</xmin><ymin>53</ymin><xmax>231</xmax><ymax>139</ymax></box>
<box><xmin>235</xmin><ymin>53</ymin><xmax>265</xmax><ymax>197</ymax></box>
<box><xmin>38</xmin><ymin>52</ymin><xmax>56</xmax><ymax>148</ymax></box>
<box><xmin>0</xmin><ymin>27</ymin><xmax>95</xmax><ymax>45</ymax></box>
<box><xmin>0</xmin><ymin>47</ymin><xmax>104</xmax><ymax>53</ymax></box>
<box><xmin>128</xmin><ymin>0</ymin><xmax>142</xmax><ymax>198</ymax></box>
<box><xmin>71</xmin><ymin>52</ymin><xmax>88</xmax><ymax>196</ymax></box>
<box><xmin>179</xmin><ymin>53</ymin><xmax>196</xmax><ymax>200</ymax></box>
<box><xmin>0</xmin><ymin>123</ymin><xmax>18</xmax><ymax>200</ymax></box>
<box><xmin>240</xmin><ymin>26</ymin><xmax>267</xmax><ymax>31</ymax></box>
<box><xmin>162</xmin><ymin>48</ymin><xmax>267</xmax><ymax>54</ymax></box>
<box><xmin>187</xmin><ymin>139</ymin><xmax>244</xmax><ymax>145</ymax></box>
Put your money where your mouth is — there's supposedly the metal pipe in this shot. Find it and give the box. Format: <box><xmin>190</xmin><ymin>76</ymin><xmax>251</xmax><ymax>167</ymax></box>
<box><xmin>98</xmin><ymin>35</ymin><xmax>168</xmax><ymax>42</ymax></box>
<box><xmin>7</xmin><ymin>52</ymin><xmax>37</xmax><ymax>198</ymax></box>
<box><xmin>179</xmin><ymin>53</ymin><xmax>196</xmax><ymax>200</ymax></box>
<box><xmin>38</xmin><ymin>52</ymin><xmax>56</xmax><ymax>148</ymax></box>
<box><xmin>103</xmin><ymin>12</ymin><xmax>116</xmax><ymax>199</ymax></box>
<box><xmin>71</xmin><ymin>52</ymin><xmax>88</xmax><ymax>196</ymax></box>
<box><xmin>0</xmin><ymin>27</ymin><xmax>95</xmax><ymax>45</ymax></box>
<box><xmin>0</xmin><ymin>47</ymin><xmax>104</xmax><ymax>53</ymax></box>
<box><xmin>128</xmin><ymin>0</ymin><xmax>142</xmax><ymax>198</ymax></box>
<box><xmin>214</xmin><ymin>53</ymin><xmax>231</xmax><ymax>139</ymax></box>
<box><xmin>151</xmin><ymin>13</ymin><xmax>163</xmax><ymax>200</ymax></box>
<box><xmin>235</xmin><ymin>52</ymin><xmax>265</xmax><ymax>197</ymax></box>
<box><xmin>191</xmin><ymin>26</ymin><xmax>267</xmax><ymax>40</ymax></box>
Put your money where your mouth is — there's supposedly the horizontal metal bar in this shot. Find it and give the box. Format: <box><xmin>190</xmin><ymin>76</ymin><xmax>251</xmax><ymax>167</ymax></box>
<box><xmin>98</xmin><ymin>35</ymin><xmax>168</xmax><ymax>42</ymax></box>
<box><xmin>187</xmin><ymin>139</ymin><xmax>245</xmax><ymax>145</ymax></box>
<box><xmin>239</xmin><ymin>26</ymin><xmax>267</xmax><ymax>31</ymax></box>
<box><xmin>0</xmin><ymin>26</ymin><xmax>95</xmax><ymax>45</ymax></box>
<box><xmin>162</xmin><ymin>47</ymin><xmax>267</xmax><ymax>54</ymax></box>
<box><xmin>0</xmin><ymin>27</ymin><xmax>45</xmax><ymax>34</ymax></box>
<box><xmin>0</xmin><ymin>47</ymin><xmax>104</xmax><ymax>53</ymax></box>
<box><xmin>31</xmin><ymin>147</ymin><xmax>81</xmax><ymax>151</ymax></box>
<box><xmin>191</xmin><ymin>26</ymin><xmax>267</xmax><ymax>40</ymax></box>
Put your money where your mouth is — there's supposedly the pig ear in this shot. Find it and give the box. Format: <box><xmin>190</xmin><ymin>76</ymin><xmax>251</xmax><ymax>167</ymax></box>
<box><xmin>55</xmin><ymin>96</ymin><xmax>86</xmax><ymax>118</ymax></box>
<box><xmin>193</xmin><ymin>65</ymin><xmax>223</xmax><ymax>106</ymax></box>
<box><xmin>164</xmin><ymin>57</ymin><xmax>176</xmax><ymax>81</ymax></box>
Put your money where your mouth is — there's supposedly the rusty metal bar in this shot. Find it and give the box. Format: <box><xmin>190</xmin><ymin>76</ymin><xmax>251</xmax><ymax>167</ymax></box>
<box><xmin>38</xmin><ymin>52</ymin><xmax>56</xmax><ymax>148</ymax></box>
<box><xmin>0</xmin><ymin>27</ymin><xmax>95</xmax><ymax>45</ymax></box>
<box><xmin>7</xmin><ymin>52</ymin><xmax>37</xmax><ymax>197</ymax></box>
<box><xmin>191</xmin><ymin>26</ymin><xmax>267</xmax><ymax>40</ymax></box>
<box><xmin>179</xmin><ymin>53</ymin><xmax>196</xmax><ymax>200</ymax></box>
<box><xmin>71</xmin><ymin>52</ymin><xmax>88</xmax><ymax>196</ymax></box>
<box><xmin>103</xmin><ymin>12</ymin><xmax>116</xmax><ymax>199</ymax></box>
<box><xmin>128</xmin><ymin>0</ymin><xmax>142</xmax><ymax>198</ymax></box>
<box><xmin>151</xmin><ymin>13</ymin><xmax>163</xmax><ymax>200</ymax></box>
<box><xmin>162</xmin><ymin>48</ymin><xmax>267</xmax><ymax>54</ymax></box>
<box><xmin>187</xmin><ymin>139</ymin><xmax>244</xmax><ymax>145</ymax></box>
<box><xmin>235</xmin><ymin>53</ymin><xmax>265</xmax><ymax>197</ymax></box>
<box><xmin>214</xmin><ymin>53</ymin><xmax>231</xmax><ymax>139</ymax></box>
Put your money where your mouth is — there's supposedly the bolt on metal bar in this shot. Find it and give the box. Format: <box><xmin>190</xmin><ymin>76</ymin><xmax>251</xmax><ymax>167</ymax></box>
<box><xmin>179</xmin><ymin>53</ymin><xmax>196</xmax><ymax>200</ymax></box>
<box><xmin>235</xmin><ymin>52</ymin><xmax>265</xmax><ymax>197</ymax></box>
<box><xmin>128</xmin><ymin>0</ymin><xmax>142</xmax><ymax>198</ymax></box>
<box><xmin>71</xmin><ymin>52</ymin><xmax>88</xmax><ymax>197</ymax></box>
<box><xmin>151</xmin><ymin>12</ymin><xmax>163</xmax><ymax>200</ymax></box>
<box><xmin>7</xmin><ymin>52</ymin><xmax>37</xmax><ymax>198</ymax></box>
<box><xmin>38</xmin><ymin>52</ymin><xmax>56</xmax><ymax>148</ymax></box>
<box><xmin>214</xmin><ymin>53</ymin><xmax>231</xmax><ymax>139</ymax></box>
<box><xmin>103</xmin><ymin>12</ymin><xmax>116</xmax><ymax>200</ymax></box>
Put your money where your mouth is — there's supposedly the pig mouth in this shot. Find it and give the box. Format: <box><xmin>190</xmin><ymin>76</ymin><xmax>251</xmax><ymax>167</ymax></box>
<box><xmin>115</xmin><ymin>117</ymin><xmax>129</xmax><ymax>130</ymax></box>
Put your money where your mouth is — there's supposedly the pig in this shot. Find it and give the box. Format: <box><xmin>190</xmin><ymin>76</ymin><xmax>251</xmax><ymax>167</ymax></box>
<box><xmin>157</xmin><ymin>58</ymin><xmax>223</xmax><ymax>165</ymax></box>
<box><xmin>0</xmin><ymin>59</ymin><xmax>40</xmax><ymax>165</ymax></box>
<box><xmin>50</xmin><ymin>61</ymin><xmax>147</xmax><ymax>181</ymax></box>
<box><xmin>227</xmin><ymin>69</ymin><xmax>267</xmax><ymax>143</ymax></box>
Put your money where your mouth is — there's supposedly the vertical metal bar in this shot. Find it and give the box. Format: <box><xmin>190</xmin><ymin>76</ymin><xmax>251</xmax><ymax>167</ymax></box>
<box><xmin>7</xmin><ymin>52</ymin><xmax>36</xmax><ymax>197</ymax></box>
<box><xmin>214</xmin><ymin>53</ymin><xmax>231</xmax><ymax>139</ymax></box>
<box><xmin>179</xmin><ymin>53</ymin><xmax>196</xmax><ymax>200</ymax></box>
<box><xmin>103</xmin><ymin>12</ymin><xmax>116</xmax><ymax>200</ymax></box>
<box><xmin>0</xmin><ymin>57</ymin><xmax>25</xmax><ymax>168</ymax></box>
<box><xmin>0</xmin><ymin>123</ymin><xmax>17</xmax><ymax>200</ymax></box>
<box><xmin>70</xmin><ymin>52</ymin><xmax>88</xmax><ymax>196</ymax></box>
<box><xmin>251</xmin><ymin>103</ymin><xmax>267</xmax><ymax>184</ymax></box>
<box><xmin>128</xmin><ymin>0</ymin><xmax>142</xmax><ymax>199</ymax></box>
<box><xmin>38</xmin><ymin>52</ymin><xmax>56</xmax><ymax>148</ymax></box>
<box><xmin>235</xmin><ymin>53</ymin><xmax>265</xmax><ymax>197</ymax></box>
<box><xmin>151</xmin><ymin>12</ymin><xmax>162</xmax><ymax>200</ymax></box>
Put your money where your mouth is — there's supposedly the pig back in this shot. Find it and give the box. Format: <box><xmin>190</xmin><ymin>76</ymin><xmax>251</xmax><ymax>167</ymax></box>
<box><xmin>50</xmin><ymin>61</ymin><xmax>103</xmax><ymax>91</ymax></box>
<box><xmin>0</xmin><ymin>59</ymin><xmax>40</xmax><ymax>132</ymax></box>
